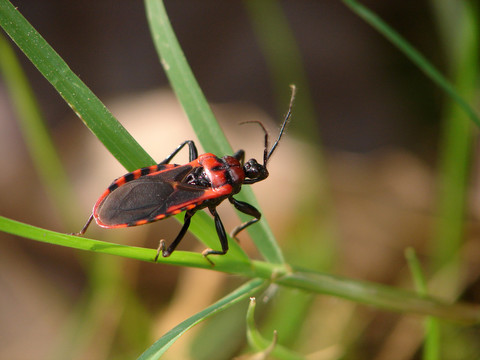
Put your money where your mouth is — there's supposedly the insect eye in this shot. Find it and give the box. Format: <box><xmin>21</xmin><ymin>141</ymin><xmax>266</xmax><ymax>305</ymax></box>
<box><xmin>244</xmin><ymin>159</ymin><xmax>267</xmax><ymax>179</ymax></box>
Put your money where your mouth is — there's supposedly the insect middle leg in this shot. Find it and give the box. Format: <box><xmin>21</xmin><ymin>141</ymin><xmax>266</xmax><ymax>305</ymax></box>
<box><xmin>201</xmin><ymin>206</ymin><xmax>229</xmax><ymax>265</ymax></box>
<box><xmin>159</xmin><ymin>140</ymin><xmax>198</xmax><ymax>164</ymax></box>
<box><xmin>229</xmin><ymin>197</ymin><xmax>261</xmax><ymax>241</ymax></box>
<box><xmin>155</xmin><ymin>209</ymin><xmax>196</xmax><ymax>261</ymax></box>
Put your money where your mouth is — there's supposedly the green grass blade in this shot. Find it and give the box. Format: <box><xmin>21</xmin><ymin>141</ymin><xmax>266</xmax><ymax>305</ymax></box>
<box><xmin>138</xmin><ymin>279</ymin><xmax>268</xmax><ymax>360</ymax></box>
<box><xmin>244</xmin><ymin>0</ymin><xmax>318</xmax><ymax>143</ymax></box>
<box><xmin>1</xmin><ymin>215</ymin><xmax>478</xmax><ymax>323</ymax></box>
<box><xmin>0</xmin><ymin>31</ymin><xmax>75</xmax><ymax>224</ymax></box>
<box><xmin>0</xmin><ymin>215</ymin><xmax>252</xmax><ymax>271</ymax></box>
<box><xmin>246</xmin><ymin>298</ymin><xmax>305</xmax><ymax>360</ymax></box>
<box><xmin>0</xmin><ymin>0</ymin><xmax>152</xmax><ymax>171</ymax></box>
<box><xmin>343</xmin><ymin>0</ymin><xmax>480</xmax><ymax>128</ymax></box>
<box><xmin>144</xmin><ymin>0</ymin><xmax>230</xmax><ymax>157</ymax></box>
<box><xmin>246</xmin><ymin>297</ymin><xmax>275</xmax><ymax>354</ymax></box>
<box><xmin>144</xmin><ymin>0</ymin><xmax>284</xmax><ymax>264</ymax></box>
<box><xmin>277</xmin><ymin>267</ymin><xmax>480</xmax><ymax>324</ymax></box>
<box><xmin>405</xmin><ymin>248</ymin><xmax>440</xmax><ymax>360</ymax></box>
<box><xmin>430</xmin><ymin>0</ymin><xmax>479</xmax><ymax>270</ymax></box>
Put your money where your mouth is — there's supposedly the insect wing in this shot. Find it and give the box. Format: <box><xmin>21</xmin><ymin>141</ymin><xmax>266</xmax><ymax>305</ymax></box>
<box><xmin>94</xmin><ymin>165</ymin><xmax>205</xmax><ymax>227</ymax></box>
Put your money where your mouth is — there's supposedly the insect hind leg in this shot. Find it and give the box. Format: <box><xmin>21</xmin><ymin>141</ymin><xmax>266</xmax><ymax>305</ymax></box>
<box><xmin>71</xmin><ymin>214</ymin><xmax>94</xmax><ymax>236</ymax></box>
<box><xmin>159</xmin><ymin>140</ymin><xmax>198</xmax><ymax>164</ymax></box>
<box><xmin>154</xmin><ymin>210</ymin><xmax>195</xmax><ymax>261</ymax></box>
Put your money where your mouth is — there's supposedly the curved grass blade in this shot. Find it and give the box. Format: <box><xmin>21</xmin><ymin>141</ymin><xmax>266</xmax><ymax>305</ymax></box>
<box><xmin>343</xmin><ymin>0</ymin><xmax>480</xmax><ymax>128</ymax></box>
<box><xmin>1</xmin><ymin>215</ymin><xmax>479</xmax><ymax>323</ymax></box>
<box><xmin>0</xmin><ymin>215</ymin><xmax>250</xmax><ymax>270</ymax></box>
<box><xmin>138</xmin><ymin>279</ymin><xmax>267</xmax><ymax>360</ymax></box>
<box><xmin>246</xmin><ymin>297</ymin><xmax>305</xmax><ymax>360</ymax></box>
<box><xmin>144</xmin><ymin>0</ymin><xmax>285</xmax><ymax>264</ymax></box>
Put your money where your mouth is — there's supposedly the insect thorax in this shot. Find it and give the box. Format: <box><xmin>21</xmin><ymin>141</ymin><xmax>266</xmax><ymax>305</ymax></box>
<box><xmin>184</xmin><ymin>166</ymin><xmax>211</xmax><ymax>188</ymax></box>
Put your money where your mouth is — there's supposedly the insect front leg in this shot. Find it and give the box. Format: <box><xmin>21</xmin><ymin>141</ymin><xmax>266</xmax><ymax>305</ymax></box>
<box><xmin>228</xmin><ymin>197</ymin><xmax>261</xmax><ymax>241</ymax></box>
<box><xmin>159</xmin><ymin>140</ymin><xmax>198</xmax><ymax>164</ymax></box>
<box><xmin>233</xmin><ymin>149</ymin><xmax>245</xmax><ymax>165</ymax></box>
<box><xmin>201</xmin><ymin>206</ymin><xmax>229</xmax><ymax>265</ymax></box>
<box><xmin>155</xmin><ymin>210</ymin><xmax>196</xmax><ymax>261</ymax></box>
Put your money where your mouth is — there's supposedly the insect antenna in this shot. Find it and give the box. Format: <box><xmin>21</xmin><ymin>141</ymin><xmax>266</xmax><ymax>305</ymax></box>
<box><xmin>239</xmin><ymin>120</ymin><xmax>269</xmax><ymax>165</ymax></box>
<box><xmin>239</xmin><ymin>85</ymin><xmax>296</xmax><ymax>167</ymax></box>
<box><xmin>265</xmin><ymin>84</ymin><xmax>296</xmax><ymax>165</ymax></box>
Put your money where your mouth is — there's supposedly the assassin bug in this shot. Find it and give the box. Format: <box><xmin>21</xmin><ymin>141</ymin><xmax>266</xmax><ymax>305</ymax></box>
<box><xmin>75</xmin><ymin>85</ymin><xmax>296</xmax><ymax>264</ymax></box>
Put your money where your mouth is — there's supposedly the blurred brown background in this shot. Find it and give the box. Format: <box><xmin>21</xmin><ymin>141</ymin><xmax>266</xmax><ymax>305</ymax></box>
<box><xmin>2</xmin><ymin>0</ymin><xmax>440</xmax><ymax>152</ymax></box>
<box><xmin>2</xmin><ymin>1</ymin><xmax>478</xmax><ymax>360</ymax></box>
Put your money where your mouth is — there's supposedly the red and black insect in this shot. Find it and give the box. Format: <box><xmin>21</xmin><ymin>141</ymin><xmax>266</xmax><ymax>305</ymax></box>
<box><xmin>76</xmin><ymin>86</ymin><xmax>295</xmax><ymax>264</ymax></box>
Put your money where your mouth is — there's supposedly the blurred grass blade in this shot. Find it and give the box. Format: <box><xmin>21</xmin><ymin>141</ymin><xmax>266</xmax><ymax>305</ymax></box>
<box><xmin>430</xmin><ymin>0</ymin><xmax>479</xmax><ymax>270</ymax></box>
<box><xmin>405</xmin><ymin>249</ymin><xmax>429</xmax><ymax>296</ymax></box>
<box><xmin>246</xmin><ymin>297</ymin><xmax>275</xmax><ymax>353</ymax></box>
<box><xmin>343</xmin><ymin>0</ymin><xmax>480</xmax><ymax>128</ymax></box>
<box><xmin>246</xmin><ymin>297</ymin><xmax>305</xmax><ymax>360</ymax></box>
<box><xmin>0</xmin><ymin>32</ymin><xmax>74</xmax><ymax>224</ymax></box>
<box><xmin>0</xmin><ymin>0</ymin><xmax>153</xmax><ymax>171</ymax></box>
<box><xmin>144</xmin><ymin>0</ymin><xmax>284</xmax><ymax>264</ymax></box>
<box><xmin>405</xmin><ymin>248</ymin><xmax>440</xmax><ymax>360</ymax></box>
<box><xmin>138</xmin><ymin>279</ymin><xmax>268</xmax><ymax>360</ymax></box>
<box><xmin>244</xmin><ymin>0</ymin><xmax>318</xmax><ymax>144</ymax></box>
<box><xmin>277</xmin><ymin>267</ymin><xmax>480</xmax><ymax>324</ymax></box>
